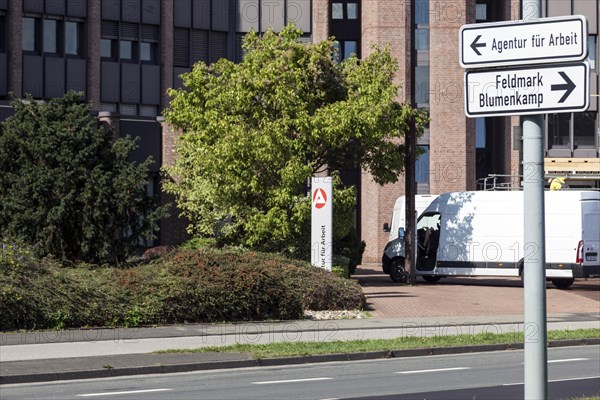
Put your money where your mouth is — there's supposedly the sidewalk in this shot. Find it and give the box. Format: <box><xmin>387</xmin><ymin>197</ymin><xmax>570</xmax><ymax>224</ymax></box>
<box><xmin>1</xmin><ymin>265</ymin><xmax>599</xmax><ymax>385</ymax></box>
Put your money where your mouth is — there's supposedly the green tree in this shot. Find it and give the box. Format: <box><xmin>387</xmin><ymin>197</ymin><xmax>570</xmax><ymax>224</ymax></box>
<box><xmin>163</xmin><ymin>25</ymin><xmax>427</xmax><ymax>259</ymax></box>
<box><xmin>0</xmin><ymin>92</ymin><xmax>167</xmax><ymax>263</ymax></box>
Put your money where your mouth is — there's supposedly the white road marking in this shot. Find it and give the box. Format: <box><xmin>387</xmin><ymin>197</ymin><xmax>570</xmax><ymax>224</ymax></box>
<box><xmin>252</xmin><ymin>377</ymin><xmax>333</xmax><ymax>385</ymax></box>
<box><xmin>548</xmin><ymin>376</ymin><xmax>600</xmax><ymax>383</ymax></box>
<box><xmin>548</xmin><ymin>358</ymin><xmax>589</xmax><ymax>363</ymax></box>
<box><xmin>519</xmin><ymin>358</ymin><xmax>590</xmax><ymax>365</ymax></box>
<box><xmin>504</xmin><ymin>376</ymin><xmax>600</xmax><ymax>386</ymax></box>
<box><xmin>76</xmin><ymin>388</ymin><xmax>173</xmax><ymax>397</ymax></box>
<box><xmin>396</xmin><ymin>367</ymin><xmax>471</xmax><ymax>374</ymax></box>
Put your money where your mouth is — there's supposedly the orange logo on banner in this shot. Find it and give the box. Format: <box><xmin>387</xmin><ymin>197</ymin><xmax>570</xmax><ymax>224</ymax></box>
<box><xmin>312</xmin><ymin>188</ymin><xmax>327</xmax><ymax>209</ymax></box>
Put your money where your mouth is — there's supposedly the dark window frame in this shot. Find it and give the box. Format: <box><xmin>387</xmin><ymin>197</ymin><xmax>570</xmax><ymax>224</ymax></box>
<box><xmin>0</xmin><ymin>14</ymin><xmax>7</xmax><ymax>53</ymax></box>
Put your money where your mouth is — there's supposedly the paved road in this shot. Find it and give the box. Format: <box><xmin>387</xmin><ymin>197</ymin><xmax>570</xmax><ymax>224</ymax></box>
<box><xmin>356</xmin><ymin>264</ymin><xmax>600</xmax><ymax>318</ymax></box>
<box><xmin>2</xmin><ymin>346</ymin><xmax>598</xmax><ymax>400</ymax></box>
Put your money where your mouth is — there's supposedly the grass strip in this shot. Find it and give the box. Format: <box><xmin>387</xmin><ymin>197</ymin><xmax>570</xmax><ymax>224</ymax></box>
<box><xmin>156</xmin><ymin>328</ymin><xmax>599</xmax><ymax>359</ymax></box>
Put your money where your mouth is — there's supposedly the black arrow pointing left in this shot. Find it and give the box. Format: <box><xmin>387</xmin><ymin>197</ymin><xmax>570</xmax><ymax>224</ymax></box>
<box><xmin>551</xmin><ymin>72</ymin><xmax>576</xmax><ymax>103</ymax></box>
<box><xmin>470</xmin><ymin>35</ymin><xmax>486</xmax><ymax>56</ymax></box>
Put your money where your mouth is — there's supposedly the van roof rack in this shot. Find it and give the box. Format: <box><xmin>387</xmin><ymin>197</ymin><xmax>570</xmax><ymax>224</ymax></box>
<box><xmin>478</xmin><ymin>173</ymin><xmax>600</xmax><ymax>191</ymax></box>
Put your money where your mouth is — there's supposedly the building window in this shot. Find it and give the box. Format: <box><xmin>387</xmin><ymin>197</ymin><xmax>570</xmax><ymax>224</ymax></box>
<box><xmin>100</xmin><ymin>38</ymin><xmax>116</xmax><ymax>58</ymax></box>
<box><xmin>332</xmin><ymin>3</ymin><xmax>344</xmax><ymax>19</ymax></box>
<box><xmin>346</xmin><ymin>3</ymin><xmax>358</xmax><ymax>19</ymax></box>
<box><xmin>120</xmin><ymin>104</ymin><xmax>137</xmax><ymax>116</ymax></box>
<box><xmin>476</xmin><ymin>4</ymin><xmax>487</xmax><ymax>21</ymax></box>
<box><xmin>332</xmin><ymin>2</ymin><xmax>358</xmax><ymax>20</ymax></box>
<box><xmin>141</xmin><ymin>24</ymin><xmax>159</xmax><ymax>64</ymax></box>
<box><xmin>119</xmin><ymin>40</ymin><xmax>134</xmax><ymax>60</ymax></box>
<box><xmin>22</xmin><ymin>17</ymin><xmax>37</xmax><ymax>52</ymax></box>
<box><xmin>574</xmin><ymin>112</ymin><xmax>597</xmax><ymax>148</ymax></box>
<box><xmin>416</xmin><ymin>145</ymin><xmax>430</xmax><ymax>184</ymax></box>
<box><xmin>333</xmin><ymin>40</ymin><xmax>358</xmax><ymax>63</ymax></box>
<box><xmin>415</xmin><ymin>66</ymin><xmax>430</xmax><ymax>106</ymax></box>
<box><xmin>415</xmin><ymin>0</ymin><xmax>429</xmax><ymax>25</ymax></box>
<box><xmin>415</xmin><ymin>28</ymin><xmax>429</xmax><ymax>50</ymax></box>
<box><xmin>173</xmin><ymin>28</ymin><xmax>190</xmax><ymax>67</ymax></box>
<box><xmin>43</xmin><ymin>19</ymin><xmax>58</xmax><ymax>54</ymax></box>
<box><xmin>548</xmin><ymin>113</ymin><xmax>571</xmax><ymax>147</ymax></box>
<box><xmin>344</xmin><ymin>40</ymin><xmax>357</xmax><ymax>59</ymax></box>
<box><xmin>140</xmin><ymin>42</ymin><xmax>152</xmax><ymax>61</ymax></box>
<box><xmin>587</xmin><ymin>35</ymin><xmax>596</xmax><ymax>70</ymax></box>
<box><xmin>64</xmin><ymin>21</ymin><xmax>81</xmax><ymax>56</ymax></box>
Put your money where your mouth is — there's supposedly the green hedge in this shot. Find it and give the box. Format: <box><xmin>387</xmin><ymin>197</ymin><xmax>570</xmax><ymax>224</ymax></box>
<box><xmin>0</xmin><ymin>246</ymin><xmax>366</xmax><ymax>331</ymax></box>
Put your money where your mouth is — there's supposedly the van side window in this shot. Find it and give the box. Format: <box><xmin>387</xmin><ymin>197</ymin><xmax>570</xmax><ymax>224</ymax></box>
<box><xmin>417</xmin><ymin>213</ymin><xmax>441</xmax><ymax>258</ymax></box>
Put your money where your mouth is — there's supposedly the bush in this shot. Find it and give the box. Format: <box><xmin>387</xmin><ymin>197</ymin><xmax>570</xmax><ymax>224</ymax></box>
<box><xmin>0</xmin><ymin>247</ymin><xmax>366</xmax><ymax>331</ymax></box>
<box><xmin>0</xmin><ymin>92</ymin><xmax>167</xmax><ymax>263</ymax></box>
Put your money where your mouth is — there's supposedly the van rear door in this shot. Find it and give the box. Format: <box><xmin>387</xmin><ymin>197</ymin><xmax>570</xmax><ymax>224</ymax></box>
<box><xmin>581</xmin><ymin>197</ymin><xmax>600</xmax><ymax>276</ymax></box>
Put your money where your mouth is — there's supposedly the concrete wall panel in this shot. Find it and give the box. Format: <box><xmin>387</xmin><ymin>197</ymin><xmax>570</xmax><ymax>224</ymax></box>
<box><xmin>238</xmin><ymin>0</ymin><xmax>259</xmax><ymax>32</ymax></box>
<box><xmin>193</xmin><ymin>0</ymin><xmax>211</xmax><ymax>30</ymax></box>
<box><xmin>212</xmin><ymin>0</ymin><xmax>228</xmax><ymax>31</ymax></box>
<box><xmin>46</xmin><ymin>0</ymin><xmax>66</xmax><ymax>15</ymax></box>
<box><xmin>23</xmin><ymin>55</ymin><xmax>43</xmax><ymax>98</ymax></box>
<box><xmin>67</xmin><ymin>0</ymin><xmax>87</xmax><ymax>17</ymax></box>
<box><xmin>288</xmin><ymin>0</ymin><xmax>311</xmax><ymax>33</ymax></box>
<box><xmin>142</xmin><ymin>0</ymin><xmax>160</xmax><ymax>25</ymax></box>
<box><xmin>121</xmin><ymin>119</ymin><xmax>161</xmax><ymax>171</ymax></box>
<box><xmin>44</xmin><ymin>57</ymin><xmax>65</xmax><ymax>98</ymax></box>
<box><xmin>101</xmin><ymin>60</ymin><xmax>120</xmax><ymax>102</ymax></box>
<box><xmin>121</xmin><ymin>62</ymin><xmax>140</xmax><ymax>103</ymax></box>
<box><xmin>66</xmin><ymin>57</ymin><xmax>86</xmax><ymax>94</ymax></box>
<box><xmin>24</xmin><ymin>1</ymin><xmax>44</xmax><ymax>14</ymax></box>
<box><xmin>261</xmin><ymin>0</ymin><xmax>285</xmax><ymax>32</ymax></box>
<box><xmin>102</xmin><ymin>0</ymin><xmax>120</xmax><ymax>20</ymax></box>
<box><xmin>122</xmin><ymin>0</ymin><xmax>141</xmax><ymax>22</ymax></box>
<box><xmin>141</xmin><ymin>64</ymin><xmax>160</xmax><ymax>105</ymax></box>
<box><xmin>174</xmin><ymin>0</ymin><xmax>191</xmax><ymax>28</ymax></box>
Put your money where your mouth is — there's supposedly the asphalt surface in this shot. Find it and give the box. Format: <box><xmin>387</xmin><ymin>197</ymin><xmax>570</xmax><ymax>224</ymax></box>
<box><xmin>1</xmin><ymin>265</ymin><xmax>599</xmax><ymax>385</ymax></box>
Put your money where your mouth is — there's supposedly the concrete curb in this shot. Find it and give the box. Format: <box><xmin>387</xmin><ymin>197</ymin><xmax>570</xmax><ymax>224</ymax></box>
<box><xmin>2</xmin><ymin>338</ymin><xmax>598</xmax><ymax>385</ymax></box>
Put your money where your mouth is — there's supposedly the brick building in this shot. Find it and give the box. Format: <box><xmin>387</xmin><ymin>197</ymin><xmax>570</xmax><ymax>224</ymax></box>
<box><xmin>0</xmin><ymin>0</ymin><xmax>598</xmax><ymax>263</ymax></box>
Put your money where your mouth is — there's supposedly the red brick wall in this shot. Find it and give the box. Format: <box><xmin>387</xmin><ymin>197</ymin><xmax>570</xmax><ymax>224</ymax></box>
<box><xmin>359</xmin><ymin>1</ymin><xmax>410</xmax><ymax>263</ymax></box>
<box><xmin>428</xmin><ymin>0</ymin><xmax>476</xmax><ymax>195</ymax></box>
<box><xmin>158</xmin><ymin>118</ymin><xmax>190</xmax><ymax>246</ymax></box>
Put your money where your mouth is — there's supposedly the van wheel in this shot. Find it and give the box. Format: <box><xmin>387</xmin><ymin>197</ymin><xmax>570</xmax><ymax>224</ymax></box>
<box><xmin>390</xmin><ymin>258</ymin><xmax>409</xmax><ymax>283</ymax></box>
<box><xmin>422</xmin><ymin>275</ymin><xmax>441</xmax><ymax>283</ymax></box>
<box><xmin>551</xmin><ymin>278</ymin><xmax>574</xmax><ymax>289</ymax></box>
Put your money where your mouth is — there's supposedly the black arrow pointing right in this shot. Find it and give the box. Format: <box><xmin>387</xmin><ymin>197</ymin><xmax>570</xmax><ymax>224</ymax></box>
<box><xmin>551</xmin><ymin>72</ymin><xmax>576</xmax><ymax>103</ymax></box>
<box><xmin>470</xmin><ymin>35</ymin><xmax>486</xmax><ymax>56</ymax></box>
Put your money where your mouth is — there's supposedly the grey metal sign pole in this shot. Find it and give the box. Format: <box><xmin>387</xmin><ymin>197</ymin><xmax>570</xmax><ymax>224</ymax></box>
<box><xmin>522</xmin><ymin>1</ymin><xmax>548</xmax><ymax>399</ymax></box>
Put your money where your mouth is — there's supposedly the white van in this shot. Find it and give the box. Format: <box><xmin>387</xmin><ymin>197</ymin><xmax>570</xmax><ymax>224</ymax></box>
<box><xmin>385</xmin><ymin>191</ymin><xmax>600</xmax><ymax>288</ymax></box>
<box><xmin>381</xmin><ymin>195</ymin><xmax>437</xmax><ymax>276</ymax></box>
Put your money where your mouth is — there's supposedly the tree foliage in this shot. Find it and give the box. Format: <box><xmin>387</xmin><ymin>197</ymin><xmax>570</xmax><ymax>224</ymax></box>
<box><xmin>0</xmin><ymin>92</ymin><xmax>167</xmax><ymax>263</ymax></box>
<box><xmin>163</xmin><ymin>25</ymin><xmax>427</xmax><ymax>257</ymax></box>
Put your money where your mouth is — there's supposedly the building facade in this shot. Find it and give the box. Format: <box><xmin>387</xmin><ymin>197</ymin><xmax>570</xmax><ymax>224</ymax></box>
<box><xmin>1</xmin><ymin>0</ymin><xmax>598</xmax><ymax>263</ymax></box>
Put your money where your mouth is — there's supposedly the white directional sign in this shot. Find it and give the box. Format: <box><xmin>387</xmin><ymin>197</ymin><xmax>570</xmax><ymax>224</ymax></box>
<box><xmin>465</xmin><ymin>62</ymin><xmax>589</xmax><ymax>117</ymax></box>
<box><xmin>460</xmin><ymin>15</ymin><xmax>588</xmax><ymax>68</ymax></box>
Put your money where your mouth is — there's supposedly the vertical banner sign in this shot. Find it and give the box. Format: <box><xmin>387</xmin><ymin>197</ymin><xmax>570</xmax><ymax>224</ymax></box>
<box><xmin>311</xmin><ymin>177</ymin><xmax>332</xmax><ymax>271</ymax></box>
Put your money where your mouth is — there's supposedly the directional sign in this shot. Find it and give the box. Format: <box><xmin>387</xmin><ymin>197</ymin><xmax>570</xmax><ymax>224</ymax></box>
<box><xmin>464</xmin><ymin>62</ymin><xmax>589</xmax><ymax>117</ymax></box>
<box><xmin>460</xmin><ymin>15</ymin><xmax>588</xmax><ymax>68</ymax></box>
